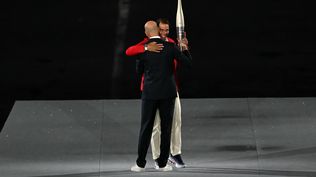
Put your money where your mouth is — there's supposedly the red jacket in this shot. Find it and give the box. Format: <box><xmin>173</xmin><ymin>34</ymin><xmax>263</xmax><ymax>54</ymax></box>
<box><xmin>126</xmin><ymin>37</ymin><xmax>179</xmax><ymax>91</ymax></box>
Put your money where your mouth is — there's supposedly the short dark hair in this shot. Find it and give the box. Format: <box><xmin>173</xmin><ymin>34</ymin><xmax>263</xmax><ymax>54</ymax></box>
<box><xmin>156</xmin><ymin>18</ymin><xmax>169</xmax><ymax>26</ymax></box>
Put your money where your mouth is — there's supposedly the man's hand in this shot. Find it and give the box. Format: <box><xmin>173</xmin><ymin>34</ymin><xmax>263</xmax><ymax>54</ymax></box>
<box><xmin>177</xmin><ymin>32</ymin><xmax>189</xmax><ymax>50</ymax></box>
<box><xmin>179</xmin><ymin>42</ymin><xmax>189</xmax><ymax>50</ymax></box>
<box><xmin>178</xmin><ymin>38</ymin><xmax>188</xmax><ymax>46</ymax></box>
<box><xmin>147</xmin><ymin>42</ymin><xmax>164</xmax><ymax>52</ymax></box>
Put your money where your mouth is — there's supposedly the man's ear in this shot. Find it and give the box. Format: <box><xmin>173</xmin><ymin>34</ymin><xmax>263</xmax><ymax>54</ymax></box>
<box><xmin>144</xmin><ymin>29</ymin><xmax>149</xmax><ymax>37</ymax></box>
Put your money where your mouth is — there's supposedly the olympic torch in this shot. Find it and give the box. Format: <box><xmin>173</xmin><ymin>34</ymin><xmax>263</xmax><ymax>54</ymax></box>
<box><xmin>176</xmin><ymin>0</ymin><xmax>185</xmax><ymax>51</ymax></box>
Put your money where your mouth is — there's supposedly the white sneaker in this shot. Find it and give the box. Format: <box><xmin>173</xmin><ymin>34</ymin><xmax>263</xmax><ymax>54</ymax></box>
<box><xmin>131</xmin><ymin>164</ymin><xmax>145</xmax><ymax>172</ymax></box>
<box><xmin>154</xmin><ymin>160</ymin><xmax>159</xmax><ymax>169</ymax></box>
<box><xmin>155</xmin><ymin>164</ymin><xmax>173</xmax><ymax>171</ymax></box>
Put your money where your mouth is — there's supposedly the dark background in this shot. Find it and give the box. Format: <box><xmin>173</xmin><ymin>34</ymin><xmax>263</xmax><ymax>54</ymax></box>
<box><xmin>1</xmin><ymin>1</ymin><xmax>316</xmax><ymax>130</ymax></box>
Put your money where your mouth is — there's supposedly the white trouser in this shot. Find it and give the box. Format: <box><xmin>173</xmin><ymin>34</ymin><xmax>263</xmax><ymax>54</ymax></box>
<box><xmin>151</xmin><ymin>92</ymin><xmax>182</xmax><ymax>160</ymax></box>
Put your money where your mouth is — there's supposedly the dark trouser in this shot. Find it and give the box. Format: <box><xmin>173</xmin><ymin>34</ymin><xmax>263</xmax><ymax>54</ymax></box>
<box><xmin>136</xmin><ymin>98</ymin><xmax>175</xmax><ymax>168</ymax></box>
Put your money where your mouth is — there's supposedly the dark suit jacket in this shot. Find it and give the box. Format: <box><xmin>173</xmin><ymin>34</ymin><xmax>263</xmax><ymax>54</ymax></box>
<box><xmin>139</xmin><ymin>37</ymin><xmax>192</xmax><ymax>100</ymax></box>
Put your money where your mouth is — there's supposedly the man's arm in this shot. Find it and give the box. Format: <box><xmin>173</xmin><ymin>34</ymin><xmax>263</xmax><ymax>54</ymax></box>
<box><xmin>125</xmin><ymin>38</ymin><xmax>148</xmax><ymax>56</ymax></box>
<box><xmin>174</xmin><ymin>43</ymin><xmax>192</xmax><ymax>68</ymax></box>
<box><xmin>126</xmin><ymin>39</ymin><xmax>164</xmax><ymax>56</ymax></box>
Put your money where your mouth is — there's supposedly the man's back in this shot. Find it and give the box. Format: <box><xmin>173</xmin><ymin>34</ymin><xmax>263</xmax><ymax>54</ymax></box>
<box><xmin>140</xmin><ymin>38</ymin><xmax>191</xmax><ymax>100</ymax></box>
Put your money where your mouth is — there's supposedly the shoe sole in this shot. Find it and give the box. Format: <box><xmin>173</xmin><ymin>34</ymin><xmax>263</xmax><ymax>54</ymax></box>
<box><xmin>155</xmin><ymin>166</ymin><xmax>173</xmax><ymax>171</ymax></box>
<box><xmin>131</xmin><ymin>166</ymin><xmax>145</xmax><ymax>172</ymax></box>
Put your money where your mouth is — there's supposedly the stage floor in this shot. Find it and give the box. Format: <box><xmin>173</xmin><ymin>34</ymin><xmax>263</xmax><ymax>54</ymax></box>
<box><xmin>1</xmin><ymin>98</ymin><xmax>316</xmax><ymax>177</ymax></box>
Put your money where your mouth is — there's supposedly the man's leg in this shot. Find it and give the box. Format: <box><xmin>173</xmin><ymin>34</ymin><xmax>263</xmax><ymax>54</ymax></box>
<box><xmin>170</xmin><ymin>93</ymin><xmax>182</xmax><ymax>156</ymax></box>
<box><xmin>156</xmin><ymin>98</ymin><xmax>175</xmax><ymax>167</ymax></box>
<box><xmin>151</xmin><ymin>111</ymin><xmax>161</xmax><ymax>160</ymax></box>
<box><xmin>169</xmin><ymin>93</ymin><xmax>186</xmax><ymax>168</ymax></box>
<box><xmin>136</xmin><ymin>99</ymin><xmax>157</xmax><ymax>168</ymax></box>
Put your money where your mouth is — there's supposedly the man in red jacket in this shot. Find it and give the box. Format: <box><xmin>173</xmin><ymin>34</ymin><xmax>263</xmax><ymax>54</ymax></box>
<box><xmin>126</xmin><ymin>18</ymin><xmax>188</xmax><ymax>168</ymax></box>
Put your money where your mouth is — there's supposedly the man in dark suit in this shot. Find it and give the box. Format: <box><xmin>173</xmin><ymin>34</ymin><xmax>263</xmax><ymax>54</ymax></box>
<box><xmin>130</xmin><ymin>20</ymin><xmax>192</xmax><ymax>172</ymax></box>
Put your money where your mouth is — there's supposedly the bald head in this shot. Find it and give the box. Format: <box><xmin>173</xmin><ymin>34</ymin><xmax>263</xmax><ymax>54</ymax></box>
<box><xmin>144</xmin><ymin>20</ymin><xmax>159</xmax><ymax>37</ymax></box>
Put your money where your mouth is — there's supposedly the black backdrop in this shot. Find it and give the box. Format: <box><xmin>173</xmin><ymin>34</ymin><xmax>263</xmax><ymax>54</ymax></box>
<box><xmin>2</xmin><ymin>0</ymin><xmax>316</xmax><ymax>101</ymax></box>
<box><xmin>2</xmin><ymin>0</ymin><xmax>316</xmax><ymax>131</ymax></box>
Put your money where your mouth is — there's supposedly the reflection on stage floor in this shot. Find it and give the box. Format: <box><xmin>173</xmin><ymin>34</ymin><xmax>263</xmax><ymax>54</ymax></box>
<box><xmin>1</xmin><ymin>98</ymin><xmax>316</xmax><ymax>177</ymax></box>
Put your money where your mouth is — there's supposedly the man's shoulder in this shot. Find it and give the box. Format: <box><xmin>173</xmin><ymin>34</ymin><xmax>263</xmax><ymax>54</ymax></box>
<box><xmin>141</xmin><ymin>37</ymin><xmax>149</xmax><ymax>43</ymax></box>
<box><xmin>167</xmin><ymin>37</ymin><xmax>175</xmax><ymax>43</ymax></box>
<box><xmin>133</xmin><ymin>37</ymin><xmax>149</xmax><ymax>46</ymax></box>
<box><xmin>163</xmin><ymin>39</ymin><xmax>177</xmax><ymax>48</ymax></box>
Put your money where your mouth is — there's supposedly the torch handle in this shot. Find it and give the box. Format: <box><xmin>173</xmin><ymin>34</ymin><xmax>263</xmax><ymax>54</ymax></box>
<box><xmin>176</xmin><ymin>26</ymin><xmax>185</xmax><ymax>51</ymax></box>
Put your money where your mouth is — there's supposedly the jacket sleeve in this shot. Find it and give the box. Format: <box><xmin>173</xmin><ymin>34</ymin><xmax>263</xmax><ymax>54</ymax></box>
<box><xmin>173</xmin><ymin>45</ymin><xmax>192</xmax><ymax>90</ymax></box>
<box><xmin>125</xmin><ymin>38</ymin><xmax>148</xmax><ymax>56</ymax></box>
<box><xmin>174</xmin><ymin>45</ymin><xmax>192</xmax><ymax>69</ymax></box>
